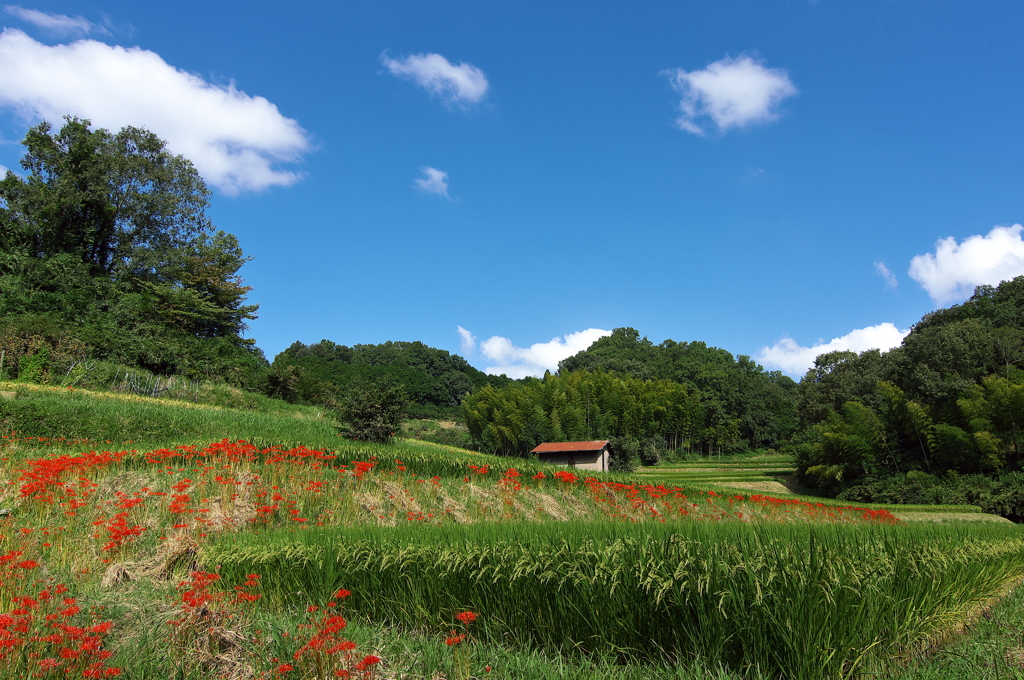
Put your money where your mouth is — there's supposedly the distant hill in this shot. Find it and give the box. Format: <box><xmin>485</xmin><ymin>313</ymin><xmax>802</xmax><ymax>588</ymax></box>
<box><xmin>271</xmin><ymin>339</ymin><xmax>515</xmax><ymax>418</ymax></box>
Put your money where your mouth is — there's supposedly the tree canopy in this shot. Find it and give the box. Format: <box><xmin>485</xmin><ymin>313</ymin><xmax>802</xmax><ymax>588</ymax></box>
<box><xmin>0</xmin><ymin>117</ymin><xmax>263</xmax><ymax>383</ymax></box>
<box><xmin>791</xmin><ymin>276</ymin><xmax>1024</xmax><ymax>508</ymax></box>
<box><xmin>268</xmin><ymin>339</ymin><xmax>515</xmax><ymax>417</ymax></box>
<box><xmin>559</xmin><ymin>327</ymin><xmax>798</xmax><ymax>450</ymax></box>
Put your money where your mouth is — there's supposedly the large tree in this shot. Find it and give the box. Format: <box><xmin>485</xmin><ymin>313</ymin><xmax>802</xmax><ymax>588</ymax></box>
<box><xmin>0</xmin><ymin>117</ymin><xmax>261</xmax><ymax>381</ymax></box>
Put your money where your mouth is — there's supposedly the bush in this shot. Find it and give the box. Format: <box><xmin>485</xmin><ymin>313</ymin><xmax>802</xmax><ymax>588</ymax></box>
<box><xmin>337</xmin><ymin>379</ymin><xmax>408</xmax><ymax>444</ymax></box>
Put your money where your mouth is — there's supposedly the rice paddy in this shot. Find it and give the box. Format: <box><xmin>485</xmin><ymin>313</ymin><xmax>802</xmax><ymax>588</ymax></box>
<box><xmin>0</xmin><ymin>382</ymin><xmax>1021</xmax><ymax>679</ymax></box>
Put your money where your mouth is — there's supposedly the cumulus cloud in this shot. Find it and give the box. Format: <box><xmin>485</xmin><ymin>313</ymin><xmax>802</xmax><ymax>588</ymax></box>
<box><xmin>415</xmin><ymin>166</ymin><xmax>449</xmax><ymax>197</ymax></box>
<box><xmin>909</xmin><ymin>224</ymin><xmax>1024</xmax><ymax>306</ymax></box>
<box><xmin>381</xmin><ymin>51</ymin><xmax>489</xmax><ymax>105</ymax></box>
<box><xmin>874</xmin><ymin>261</ymin><xmax>898</xmax><ymax>289</ymax></box>
<box><xmin>4</xmin><ymin>5</ymin><xmax>103</xmax><ymax>37</ymax></box>
<box><xmin>471</xmin><ymin>328</ymin><xmax>612</xmax><ymax>379</ymax></box>
<box><xmin>757</xmin><ymin>323</ymin><xmax>909</xmax><ymax>377</ymax></box>
<box><xmin>457</xmin><ymin>326</ymin><xmax>476</xmax><ymax>355</ymax></box>
<box><xmin>664</xmin><ymin>55</ymin><xmax>797</xmax><ymax>135</ymax></box>
<box><xmin>0</xmin><ymin>29</ymin><xmax>310</xmax><ymax>195</ymax></box>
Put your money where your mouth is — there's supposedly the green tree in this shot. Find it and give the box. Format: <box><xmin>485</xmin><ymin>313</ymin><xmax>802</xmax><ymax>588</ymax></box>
<box><xmin>558</xmin><ymin>328</ymin><xmax>798</xmax><ymax>450</ymax></box>
<box><xmin>271</xmin><ymin>339</ymin><xmax>512</xmax><ymax>416</ymax></box>
<box><xmin>462</xmin><ymin>370</ymin><xmax>703</xmax><ymax>457</ymax></box>
<box><xmin>337</xmin><ymin>380</ymin><xmax>409</xmax><ymax>443</ymax></box>
<box><xmin>0</xmin><ymin>117</ymin><xmax>260</xmax><ymax>380</ymax></box>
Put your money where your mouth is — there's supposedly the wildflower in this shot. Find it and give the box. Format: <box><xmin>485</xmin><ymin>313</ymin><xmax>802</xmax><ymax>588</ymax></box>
<box><xmin>455</xmin><ymin>611</ymin><xmax>477</xmax><ymax>623</ymax></box>
<box><xmin>354</xmin><ymin>654</ymin><xmax>381</xmax><ymax>670</ymax></box>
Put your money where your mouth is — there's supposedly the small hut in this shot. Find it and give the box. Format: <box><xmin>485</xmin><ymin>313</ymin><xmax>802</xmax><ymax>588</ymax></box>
<box><xmin>531</xmin><ymin>440</ymin><xmax>611</xmax><ymax>472</ymax></box>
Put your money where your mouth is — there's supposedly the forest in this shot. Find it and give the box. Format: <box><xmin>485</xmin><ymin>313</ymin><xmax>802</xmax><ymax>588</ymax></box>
<box><xmin>790</xmin><ymin>277</ymin><xmax>1024</xmax><ymax>515</ymax></box>
<box><xmin>267</xmin><ymin>339</ymin><xmax>513</xmax><ymax>418</ymax></box>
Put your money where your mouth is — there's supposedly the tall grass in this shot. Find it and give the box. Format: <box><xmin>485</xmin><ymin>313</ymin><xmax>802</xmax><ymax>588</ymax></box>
<box><xmin>0</xmin><ymin>381</ymin><xmax>337</xmax><ymax>447</ymax></box>
<box><xmin>207</xmin><ymin>520</ymin><xmax>1024</xmax><ymax>679</ymax></box>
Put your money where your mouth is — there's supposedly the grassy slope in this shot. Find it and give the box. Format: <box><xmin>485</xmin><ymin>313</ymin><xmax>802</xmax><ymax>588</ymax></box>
<box><xmin>0</xmin><ymin>382</ymin><xmax>1021</xmax><ymax>679</ymax></box>
<box><xmin>637</xmin><ymin>459</ymin><xmax>1004</xmax><ymax>519</ymax></box>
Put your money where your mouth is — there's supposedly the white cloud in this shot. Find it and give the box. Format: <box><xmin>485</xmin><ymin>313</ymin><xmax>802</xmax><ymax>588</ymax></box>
<box><xmin>664</xmin><ymin>55</ymin><xmax>797</xmax><ymax>135</ymax></box>
<box><xmin>0</xmin><ymin>29</ymin><xmax>310</xmax><ymax>195</ymax></box>
<box><xmin>757</xmin><ymin>323</ymin><xmax>909</xmax><ymax>377</ymax></box>
<box><xmin>381</xmin><ymin>51</ymin><xmax>489</xmax><ymax>105</ymax></box>
<box><xmin>457</xmin><ymin>326</ymin><xmax>476</xmax><ymax>355</ymax></box>
<box><xmin>908</xmin><ymin>224</ymin><xmax>1024</xmax><ymax>306</ymax></box>
<box><xmin>475</xmin><ymin>328</ymin><xmax>612</xmax><ymax>379</ymax></box>
<box><xmin>415</xmin><ymin>166</ymin><xmax>449</xmax><ymax>197</ymax></box>
<box><xmin>874</xmin><ymin>261</ymin><xmax>898</xmax><ymax>289</ymax></box>
<box><xmin>4</xmin><ymin>5</ymin><xmax>102</xmax><ymax>37</ymax></box>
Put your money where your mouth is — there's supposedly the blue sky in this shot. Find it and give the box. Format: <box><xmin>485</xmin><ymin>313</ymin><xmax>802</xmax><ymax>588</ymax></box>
<box><xmin>1</xmin><ymin>1</ymin><xmax>1023</xmax><ymax>379</ymax></box>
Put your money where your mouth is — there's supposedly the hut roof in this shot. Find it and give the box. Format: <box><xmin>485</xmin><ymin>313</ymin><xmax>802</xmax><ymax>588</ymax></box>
<box><xmin>531</xmin><ymin>440</ymin><xmax>610</xmax><ymax>454</ymax></box>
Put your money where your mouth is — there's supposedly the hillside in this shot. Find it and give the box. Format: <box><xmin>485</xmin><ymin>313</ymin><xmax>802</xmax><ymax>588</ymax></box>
<box><xmin>792</xmin><ymin>275</ymin><xmax>1024</xmax><ymax>515</ymax></box>
<box><xmin>0</xmin><ymin>383</ymin><xmax>1021</xmax><ymax>679</ymax></box>
<box><xmin>268</xmin><ymin>339</ymin><xmax>515</xmax><ymax>418</ymax></box>
<box><xmin>558</xmin><ymin>327</ymin><xmax>798</xmax><ymax>450</ymax></box>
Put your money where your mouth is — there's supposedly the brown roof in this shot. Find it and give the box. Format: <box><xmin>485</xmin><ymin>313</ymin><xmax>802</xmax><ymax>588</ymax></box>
<box><xmin>531</xmin><ymin>440</ymin><xmax>610</xmax><ymax>454</ymax></box>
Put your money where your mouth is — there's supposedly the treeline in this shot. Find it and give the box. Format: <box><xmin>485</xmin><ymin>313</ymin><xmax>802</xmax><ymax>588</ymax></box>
<box><xmin>461</xmin><ymin>329</ymin><xmax>799</xmax><ymax>464</ymax></box>
<box><xmin>266</xmin><ymin>340</ymin><xmax>515</xmax><ymax>418</ymax></box>
<box><xmin>560</xmin><ymin>328</ymin><xmax>799</xmax><ymax>449</ymax></box>
<box><xmin>463</xmin><ymin>370</ymin><xmax>701</xmax><ymax>466</ymax></box>
<box><xmin>792</xmin><ymin>276</ymin><xmax>1024</xmax><ymax>516</ymax></box>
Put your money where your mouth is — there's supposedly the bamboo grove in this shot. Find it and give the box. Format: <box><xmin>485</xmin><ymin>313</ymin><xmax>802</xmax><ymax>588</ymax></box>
<box><xmin>462</xmin><ymin>370</ymin><xmax>726</xmax><ymax>459</ymax></box>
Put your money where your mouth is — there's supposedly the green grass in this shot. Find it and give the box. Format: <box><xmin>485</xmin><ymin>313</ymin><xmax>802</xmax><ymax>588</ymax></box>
<box><xmin>638</xmin><ymin>455</ymin><xmax>993</xmax><ymax>517</ymax></box>
<box><xmin>206</xmin><ymin>520</ymin><xmax>1024</xmax><ymax>679</ymax></box>
<box><xmin>0</xmin><ymin>380</ymin><xmax>338</xmax><ymax>449</ymax></box>
<box><xmin>890</xmin><ymin>580</ymin><xmax>1024</xmax><ymax>679</ymax></box>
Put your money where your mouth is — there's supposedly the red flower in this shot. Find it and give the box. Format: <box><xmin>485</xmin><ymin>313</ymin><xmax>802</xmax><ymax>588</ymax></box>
<box><xmin>355</xmin><ymin>654</ymin><xmax>381</xmax><ymax>669</ymax></box>
<box><xmin>455</xmin><ymin>611</ymin><xmax>477</xmax><ymax>623</ymax></box>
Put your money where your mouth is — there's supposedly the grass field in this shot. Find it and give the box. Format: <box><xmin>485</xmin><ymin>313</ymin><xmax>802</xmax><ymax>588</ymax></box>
<box><xmin>0</xmin><ymin>382</ymin><xmax>1022</xmax><ymax>679</ymax></box>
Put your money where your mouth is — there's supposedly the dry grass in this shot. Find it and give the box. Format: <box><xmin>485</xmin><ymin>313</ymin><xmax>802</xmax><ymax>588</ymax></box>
<box><xmin>715</xmin><ymin>480</ymin><xmax>794</xmax><ymax>495</ymax></box>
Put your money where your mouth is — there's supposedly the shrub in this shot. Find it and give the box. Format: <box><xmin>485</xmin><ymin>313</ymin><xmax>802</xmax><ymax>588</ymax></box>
<box><xmin>337</xmin><ymin>379</ymin><xmax>408</xmax><ymax>443</ymax></box>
